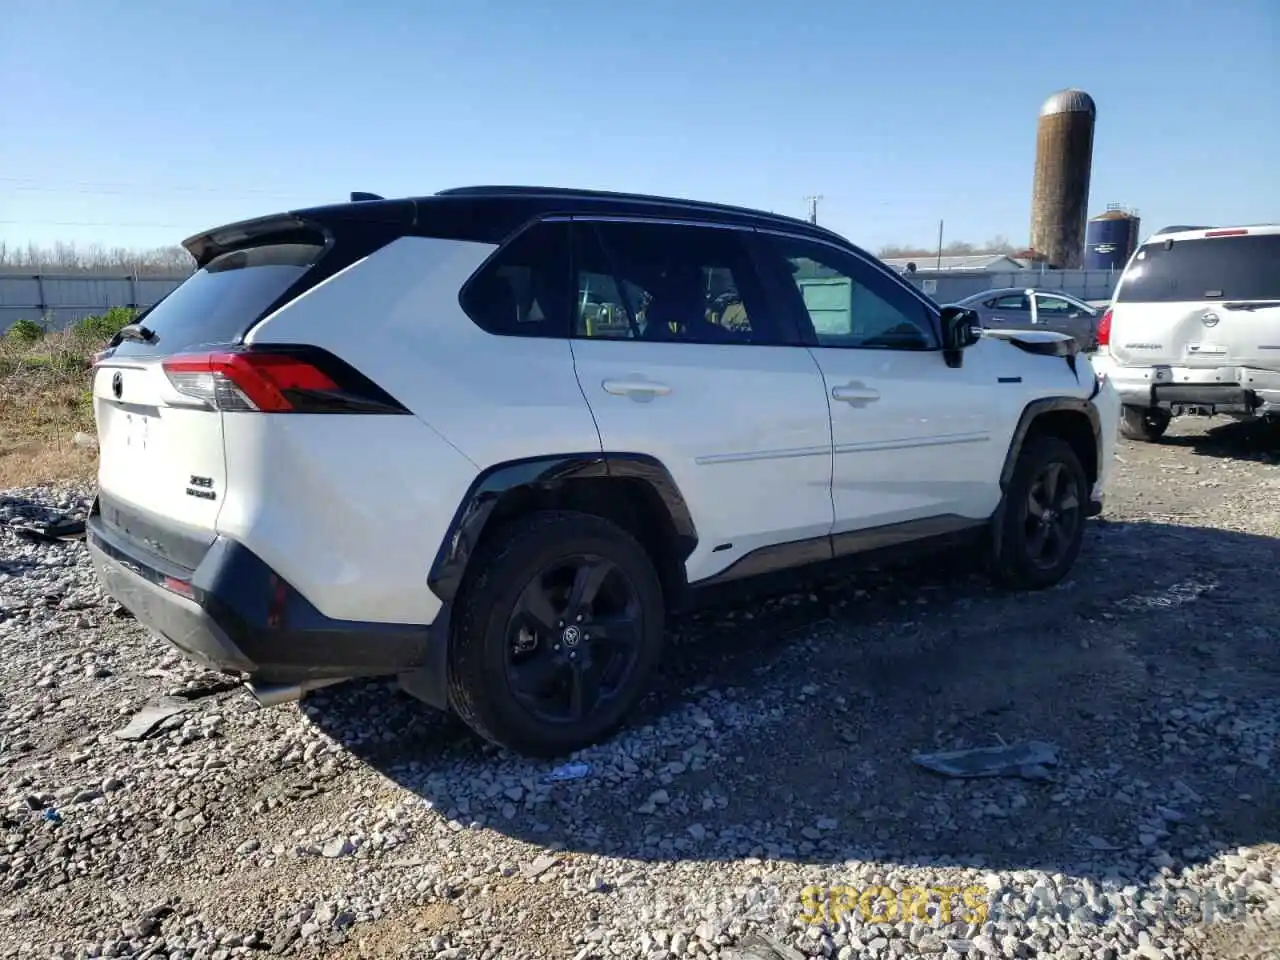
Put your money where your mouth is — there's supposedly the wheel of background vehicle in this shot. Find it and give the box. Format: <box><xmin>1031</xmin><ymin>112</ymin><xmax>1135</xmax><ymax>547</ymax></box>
<box><xmin>447</xmin><ymin>509</ymin><xmax>665</xmax><ymax>757</ymax></box>
<box><xmin>989</xmin><ymin>435</ymin><xmax>1089</xmax><ymax>590</ymax></box>
<box><xmin>1119</xmin><ymin>405</ymin><xmax>1171</xmax><ymax>442</ymax></box>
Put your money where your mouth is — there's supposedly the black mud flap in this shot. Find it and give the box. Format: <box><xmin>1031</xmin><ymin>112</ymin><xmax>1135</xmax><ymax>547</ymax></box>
<box><xmin>397</xmin><ymin>603</ymin><xmax>452</xmax><ymax>712</ymax></box>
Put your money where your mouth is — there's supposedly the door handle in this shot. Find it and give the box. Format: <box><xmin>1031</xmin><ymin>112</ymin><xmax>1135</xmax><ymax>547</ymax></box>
<box><xmin>831</xmin><ymin>382</ymin><xmax>880</xmax><ymax>406</ymax></box>
<box><xmin>602</xmin><ymin>378</ymin><xmax>672</xmax><ymax>398</ymax></box>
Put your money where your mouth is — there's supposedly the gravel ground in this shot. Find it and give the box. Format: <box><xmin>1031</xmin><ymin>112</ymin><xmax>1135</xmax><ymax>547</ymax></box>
<box><xmin>2</xmin><ymin>416</ymin><xmax>1278</xmax><ymax>960</ymax></box>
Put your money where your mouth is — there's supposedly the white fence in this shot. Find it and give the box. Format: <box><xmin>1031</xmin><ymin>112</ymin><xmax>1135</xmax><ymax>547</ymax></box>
<box><xmin>0</xmin><ymin>273</ymin><xmax>189</xmax><ymax>333</ymax></box>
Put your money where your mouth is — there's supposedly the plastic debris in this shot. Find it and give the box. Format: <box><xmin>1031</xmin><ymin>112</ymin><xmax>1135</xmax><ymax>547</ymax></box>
<box><xmin>42</xmin><ymin>809</ymin><xmax>62</xmax><ymax>824</ymax></box>
<box><xmin>12</xmin><ymin>516</ymin><xmax>86</xmax><ymax>542</ymax></box>
<box><xmin>911</xmin><ymin>740</ymin><xmax>1059</xmax><ymax>780</ymax></box>
<box><xmin>114</xmin><ymin>698</ymin><xmax>191</xmax><ymax>741</ymax></box>
<box><xmin>546</xmin><ymin>761</ymin><xmax>591</xmax><ymax>783</ymax></box>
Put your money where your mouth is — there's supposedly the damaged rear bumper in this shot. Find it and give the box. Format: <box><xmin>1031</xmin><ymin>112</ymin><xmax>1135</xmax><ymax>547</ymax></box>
<box><xmin>85</xmin><ymin>499</ymin><xmax>450</xmax><ymax>708</ymax></box>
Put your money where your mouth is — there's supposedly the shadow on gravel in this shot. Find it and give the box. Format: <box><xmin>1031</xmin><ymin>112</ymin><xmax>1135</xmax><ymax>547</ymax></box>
<box><xmin>309</xmin><ymin>519</ymin><xmax>1279</xmax><ymax>892</ymax></box>
<box><xmin>1160</xmin><ymin>417</ymin><xmax>1280</xmax><ymax>463</ymax></box>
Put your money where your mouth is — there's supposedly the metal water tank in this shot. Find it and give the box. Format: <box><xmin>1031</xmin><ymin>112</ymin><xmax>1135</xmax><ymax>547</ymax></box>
<box><xmin>1030</xmin><ymin>89</ymin><xmax>1097</xmax><ymax>269</ymax></box>
<box><xmin>1084</xmin><ymin>204</ymin><xmax>1141</xmax><ymax>270</ymax></box>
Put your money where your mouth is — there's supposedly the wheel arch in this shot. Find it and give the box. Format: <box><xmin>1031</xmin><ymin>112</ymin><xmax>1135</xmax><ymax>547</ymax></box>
<box><xmin>427</xmin><ymin>453</ymin><xmax>697</xmax><ymax>610</ymax></box>
<box><xmin>1000</xmin><ymin>397</ymin><xmax>1102</xmax><ymax>495</ymax></box>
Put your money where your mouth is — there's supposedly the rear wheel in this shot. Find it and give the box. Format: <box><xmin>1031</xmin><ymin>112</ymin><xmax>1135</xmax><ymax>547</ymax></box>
<box><xmin>448</xmin><ymin>510</ymin><xmax>664</xmax><ymax>757</ymax></box>
<box><xmin>989</xmin><ymin>436</ymin><xmax>1089</xmax><ymax>590</ymax></box>
<box><xmin>1120</xmin><ymin>405</ymin><xmax>1171</xmax><ymax>442</ymax></box>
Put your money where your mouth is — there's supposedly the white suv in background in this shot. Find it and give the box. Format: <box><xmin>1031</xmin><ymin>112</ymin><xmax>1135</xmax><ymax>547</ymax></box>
<box><xmin>86</xmin><ymin>186</ymin><xmax>1119</xmax><ymax>757</ymax></box>
<box><xmin>1092</xmin><ymin>224</ymin><xmax>1280</xmax><ymax>441</ymax></box>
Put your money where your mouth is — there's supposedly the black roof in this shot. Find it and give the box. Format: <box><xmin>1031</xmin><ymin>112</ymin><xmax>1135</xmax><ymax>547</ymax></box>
<box><xmin>184</xmin><ymin>185</ymin><xmax>849</xmax><ymax>264</ymax></box>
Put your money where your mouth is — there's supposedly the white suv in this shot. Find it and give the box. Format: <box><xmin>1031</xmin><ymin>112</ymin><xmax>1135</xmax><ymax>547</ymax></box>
<box><xmin>1091</xmin><ymin>224</ymin><xmax>1280</xmax><ymax>441</ymax></box>
<box><xmin>86</xmin><ymin>186</ymin><xmax>1120</xmax><ymax>757</ymax></box>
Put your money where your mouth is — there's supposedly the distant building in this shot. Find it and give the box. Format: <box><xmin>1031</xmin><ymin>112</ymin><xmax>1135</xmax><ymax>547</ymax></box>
<box><xmin>881</xmin><ymin>254</ymin><xmax>1026</xmax><ymax>274</ymax></box>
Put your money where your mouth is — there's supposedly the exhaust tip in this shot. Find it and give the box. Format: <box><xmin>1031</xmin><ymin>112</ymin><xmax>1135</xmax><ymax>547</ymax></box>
<box><xmin>246</xmin><ymin>677</ymin><xmax>349</xmax><ymax>708</ymax></box>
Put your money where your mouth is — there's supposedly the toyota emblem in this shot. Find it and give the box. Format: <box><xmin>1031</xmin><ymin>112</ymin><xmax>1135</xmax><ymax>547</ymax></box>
<box><xmin>1201</xmin><ymin>311</ymin><xmax>1220</xmax><ymax>327</ymax></box>
<box><xmin>111</xmin><ymin>371</ymin><xmax>123</xmax><ymax>399</ymax></box>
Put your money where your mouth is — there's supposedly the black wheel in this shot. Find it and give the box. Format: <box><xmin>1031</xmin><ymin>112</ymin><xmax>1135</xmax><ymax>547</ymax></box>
<box><xmin>447</xmin><ymin>510</ymin><xmax>664</xmax><ymax>757</ymax></box>
<box><xmin>1120</xmin><ymin>405</ymin><xmax>1171</xmax><ymax>442</ymax></box>
<box><xmin>990</xmin><ymin>436</ymin><xmax>1088</xmax><ymax>590</ymax></box>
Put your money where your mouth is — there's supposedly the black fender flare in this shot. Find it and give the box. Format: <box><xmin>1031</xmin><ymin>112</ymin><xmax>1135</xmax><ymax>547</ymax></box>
<box><xmin>992</xmin><ymin>396</ymin><xmax>1103</xmax><ymax>561</ymax></box>
<box><xmin>999</xmin><ymin>396</ymin><xmax>1102</xmax><ymax>492</ymax></box>
<box><xmin>426</xmin><ymin>452</ymin><xmax>697</xmax><ymax>605</ymax></box>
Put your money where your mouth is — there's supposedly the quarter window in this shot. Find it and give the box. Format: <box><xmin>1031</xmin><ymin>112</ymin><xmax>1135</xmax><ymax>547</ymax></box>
<box><xmin>761</xmin><ymin>236</ymin><xmax>938</xmax><ymax>349</ymax></box>
<box><xmin>460</xmin><ymin>222</ymin><xmax>571</xmax><ymax>338</ymax></box>
<box><xmin>572</xmin><ymin>221</ymin><xmax>787</xmax><ymax>346</ymax></box>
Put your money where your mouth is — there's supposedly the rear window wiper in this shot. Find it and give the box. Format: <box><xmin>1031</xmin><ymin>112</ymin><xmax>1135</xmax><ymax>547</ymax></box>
<box><xmin>1223</xmin><ymin>301</ymin><xmax>1280</xmax><ymax>312</ymax></box>
<box><xmin>112</xmin><ymin>323</ymin><xmax>158</xmax><ymax>345</ymax></box>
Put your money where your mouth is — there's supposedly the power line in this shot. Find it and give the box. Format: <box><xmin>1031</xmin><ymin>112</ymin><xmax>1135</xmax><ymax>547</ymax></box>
<box><xmin>0</xmin><ymin>219</ymin><xmax>191</xmax><ymax>229</ymax></box>
<box><xmin>0</xmin><ymin>175</ymin><xmax>319</xmax><ymax>199</ymax></box>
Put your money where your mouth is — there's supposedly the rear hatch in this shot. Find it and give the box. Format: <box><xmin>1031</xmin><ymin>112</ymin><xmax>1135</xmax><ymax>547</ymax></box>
<box><xmin>1108</xmin><ymin>229</ymin><xmax>1280</xmax><ymax>370</ymax></box>
<box><xmin>92</xmin><ymin>236</ymin><xmax>327</xmax><ymax>570</ymax></box>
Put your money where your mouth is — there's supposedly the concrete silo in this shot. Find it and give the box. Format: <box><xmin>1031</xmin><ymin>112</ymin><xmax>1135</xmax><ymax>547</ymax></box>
<box><xmin>1029</xmin><ymin>89</ymin><xmax>1097</xmax><ymax>269</ymax></box>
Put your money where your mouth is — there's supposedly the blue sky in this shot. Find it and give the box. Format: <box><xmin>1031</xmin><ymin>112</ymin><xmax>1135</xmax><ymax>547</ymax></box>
<box><xmin>2</xmin><ymin>0</ymin><xmax>1276</xmax><ymax>254</ymax></box>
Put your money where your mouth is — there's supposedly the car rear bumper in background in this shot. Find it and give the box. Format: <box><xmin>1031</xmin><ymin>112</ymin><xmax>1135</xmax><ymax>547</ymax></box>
<box><xmin>86</xmin><ymin>501</ymin><xmax>449</xmax><ymax>695</ymax></box>
<box><xmin>1091</xmin><ymin>355</ymin><xmax>1280</xmax><ymax>415</ymax></box>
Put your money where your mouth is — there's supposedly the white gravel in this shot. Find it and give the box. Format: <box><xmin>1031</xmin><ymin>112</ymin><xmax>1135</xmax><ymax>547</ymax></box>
<box><xmin>2</xmin><ymin>417</ymin><xmax>1279</xmax><ymax>959</ymax></box>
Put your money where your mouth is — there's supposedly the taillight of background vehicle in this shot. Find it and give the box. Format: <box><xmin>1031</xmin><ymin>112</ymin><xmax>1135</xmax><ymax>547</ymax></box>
<box><xmin>1096</xmin><ymin>308</ymin><xmax>1112</xmax><ymax>349</ymax></box>
<box><xmin>161</xmin><ymin>346</ymin><xmax>410</xmax><ymax>415</ymax></box>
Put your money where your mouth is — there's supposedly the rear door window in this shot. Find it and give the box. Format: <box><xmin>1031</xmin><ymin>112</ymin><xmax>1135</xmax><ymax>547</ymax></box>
<box><xmin>1116</xmin><ymin>234</ymin><xmax>1280</xmax><ymax>303</ymax></box>
<box><xmin>109</xmin><ymin>242</ymin><xmax>324</xmax><ymax>358</ymax></box>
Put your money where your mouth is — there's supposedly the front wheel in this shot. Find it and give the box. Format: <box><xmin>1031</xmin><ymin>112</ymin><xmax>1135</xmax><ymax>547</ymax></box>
<box><xmin>989</xmin><ymin>436</ymin><xmax>1089</xmax><ymax>590</ymax></box>
<box><xmin>447</xmin><ymin>510</ymin><xmax>665</xmax><ymax>757</ymax></box>
<box><xmin>1120</xmin><ymin>405</ymin><xmax>1171</xmax><ymax>442</ymax></box>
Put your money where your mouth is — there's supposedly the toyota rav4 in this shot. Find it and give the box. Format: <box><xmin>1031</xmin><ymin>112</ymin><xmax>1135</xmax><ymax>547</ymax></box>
<box><xmin>86</xmin><ymin>186</ymin><xmax>1120</xmax><ymax>757</ymax></box>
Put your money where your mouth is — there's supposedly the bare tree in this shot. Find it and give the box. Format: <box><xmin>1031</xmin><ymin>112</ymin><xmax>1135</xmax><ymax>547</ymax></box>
<box><xmin>876</xmin><ymin>239</ymin><xmax>1008</xmax><ymax>259</ymax></box>
<box><xmin>0</xmin><ymin>241</ymin><xmax>195</xmax><ymax>276</ymax></box>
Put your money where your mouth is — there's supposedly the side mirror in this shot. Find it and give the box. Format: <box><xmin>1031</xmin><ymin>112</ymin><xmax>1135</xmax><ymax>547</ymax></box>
<box><xmin>940</xmin><ymin>306</ymin><xmax>982</xmax><ymax>367</ymax></box>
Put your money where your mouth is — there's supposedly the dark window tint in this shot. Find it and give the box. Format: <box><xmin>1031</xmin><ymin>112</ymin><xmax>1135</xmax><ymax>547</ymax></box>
<box><xmin>1116</xmin><ymin>234</ymin><xmax>1280</xmax><ymax>303</ymax></box>
<box><xmin>992</xmin><ymin>294</ymin><xmax>1029</xmax><ymax>310</ymax></box>
<box><xmin>573</xmin><ymin>222</ymin><xmax>785</xmax><ymax>345</ymax></box>
<box><xmin>460</xmin><ymin>221</ymin><xmax>571</xmax><ymax>337</ymax></box>
<box><xmin>109</xmin><ymin>242</ymin><xmax>323</xmax><ymax>358</ymax></box>
<box><xmin>761</xmin><ymin>236</ymin><xmax>938</xmax><ymax>349</ymax></box>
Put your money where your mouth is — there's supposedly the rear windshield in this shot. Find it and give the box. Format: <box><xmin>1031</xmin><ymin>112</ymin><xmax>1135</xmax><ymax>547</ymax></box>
<box><xmin>109</xmin><ymin>242</ymin><xmax>324</xmax><ymax>357</ymax></box>
<box><xmin>1115</xmin><ymin>234</ymin><xmax>1280</xmax><ymax>303</ymax></box>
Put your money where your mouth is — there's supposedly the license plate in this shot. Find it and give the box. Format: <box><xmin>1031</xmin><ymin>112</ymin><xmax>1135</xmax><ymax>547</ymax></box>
<box><xmin>123</xmin><ymin>412</ymin><xmax>151</xmax><ymax>451</ymax></box>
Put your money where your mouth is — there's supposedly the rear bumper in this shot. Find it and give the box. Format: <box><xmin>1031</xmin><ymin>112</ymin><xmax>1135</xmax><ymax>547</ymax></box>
<box><xmin>1092</xmin><ymin>355</ymin><xmax>1280</xmax><ymax>415</ymax></box>
<box><xmin>86</xmin><ymin>504</ymin><xmax>449</xmax><ymax>694</ymax></box>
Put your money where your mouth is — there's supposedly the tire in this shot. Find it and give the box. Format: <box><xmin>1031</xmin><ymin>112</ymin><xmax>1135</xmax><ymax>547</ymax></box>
<box><xmin>447</xmin><ymin>509</ymin><xmax>665</xmax><ymax>757</ymax></box>
<box><xmin>1119</xmin><ymin>405</ymin><xmax>1171</xmax><ymax>442</ymax></box>
<box><xmin>989</xmin><ymin>435</ymin><xmax>1089</xmax><ymax>590</ymax></box>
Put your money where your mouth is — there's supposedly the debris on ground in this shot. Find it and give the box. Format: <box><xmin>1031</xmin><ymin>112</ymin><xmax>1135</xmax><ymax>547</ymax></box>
<box><xmin>113</xmin><ymin>698</ymin><xmax>192</xmax><ymax>741</ymax></box>
<box><xmin>911</xmin><ymin>739</ymin><xmax>1060</xmax><ymax>780</ymax></box>
<box><xmin>546</xmin><ymin>760</ymin><xmax>592</xmax><ymax>782</ymax></box>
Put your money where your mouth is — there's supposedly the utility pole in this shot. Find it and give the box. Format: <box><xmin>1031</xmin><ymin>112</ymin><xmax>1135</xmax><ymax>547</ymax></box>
<box><xmin>805</xmin><ymin>195</ymin><xmax>823</xmax><ymax>225</ymax></box>
<box><xmin>935</xmin><ymin>219</ymin><xmax>944</xmax><ymax>270</ymax></box>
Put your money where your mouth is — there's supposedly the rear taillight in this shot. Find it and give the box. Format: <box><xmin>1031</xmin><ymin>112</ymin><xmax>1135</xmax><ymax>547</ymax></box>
<box><xmin>161</xmin><ymin>346</ymin><xmax>409</xmax><ymax>414</ymax></box>
<box><xmin>1096</xmin><ymin>308</ymin><xmax>1112</xmax><ymax>348</ymax></box>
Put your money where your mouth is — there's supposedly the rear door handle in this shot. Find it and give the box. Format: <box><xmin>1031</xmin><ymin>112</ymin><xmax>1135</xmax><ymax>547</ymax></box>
<box><xmin>602</xmin><ymin>378</ymin><xmax>672</xmax><ymax>398</ymax></box>
<box><xmin>831</xmin><ymin>382</ymin><xmax>880</xmax><ymax>406</ymax></box>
